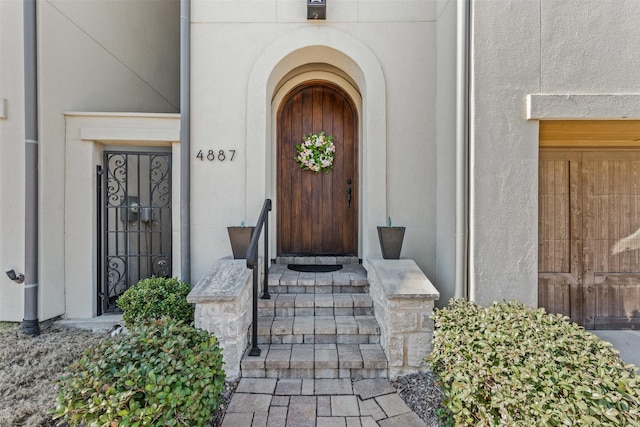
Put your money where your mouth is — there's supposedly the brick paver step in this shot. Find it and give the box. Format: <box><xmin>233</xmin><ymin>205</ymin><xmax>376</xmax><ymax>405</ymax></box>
<box><xmin>241</xmin><ymin>343</ymin><xmax>388</xmax><ymax>380</ymax></box>
<box><xmin>258</xmin><ymin>293</ymin><xmax>374</xmax><ymax>317</ymax></box>
<box><xmin>257</xmin><ymin>314</ymin><xmax>380</xmax><ymax>345</ymax></box>
<box><xmin>266</xmin><ymin>264</ymin><xmax>368</xmax><ymax>294</ymax></box>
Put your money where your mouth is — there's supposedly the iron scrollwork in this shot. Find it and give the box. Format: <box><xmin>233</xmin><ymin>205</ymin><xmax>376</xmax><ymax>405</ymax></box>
<box><xmin>102</xmin><ymin>151</ymin><xmax>172</xmax><ymax>312</ymax></box>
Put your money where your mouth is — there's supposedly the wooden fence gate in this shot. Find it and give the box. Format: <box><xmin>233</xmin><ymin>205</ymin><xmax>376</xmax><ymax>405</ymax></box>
<box><xmin>539</xmin><ymin>121</ymin><xmax>640</xmax><ymax>329</ymax></box>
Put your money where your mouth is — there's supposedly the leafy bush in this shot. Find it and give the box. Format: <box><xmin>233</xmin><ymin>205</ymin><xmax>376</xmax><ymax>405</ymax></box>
<box><xmin>429</xmin><ymin>299</ymin><xmax>640</xmax><ymax>427</ymax></box>
<box><xmin>52</xmin><ymin>318</ymin><xmax>225</xmax><ymax>426</ymax></box>
<box><xmin>117</xmin><ymin>276</ymin><xmax>194</xmax><ymax>327</ymax></box>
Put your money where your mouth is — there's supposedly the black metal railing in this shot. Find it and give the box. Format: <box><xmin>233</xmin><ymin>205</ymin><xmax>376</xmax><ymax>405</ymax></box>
<box><xmin>246</xmin><ymin>199</ymin><xmax>272</xmax><ymax>356</ymax></box>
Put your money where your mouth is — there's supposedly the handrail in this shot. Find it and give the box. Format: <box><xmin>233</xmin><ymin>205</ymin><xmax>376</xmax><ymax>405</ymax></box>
<box><xmin>246</xmin><ymin>198</ymin><xmax>272</xmax><ymax>356</ymax></box>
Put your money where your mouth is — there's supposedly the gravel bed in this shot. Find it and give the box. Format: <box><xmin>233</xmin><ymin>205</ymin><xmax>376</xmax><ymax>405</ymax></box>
<box><xmin>210</xmin><ymin>380</ymin><xmax>238</xmax><ymax>427</ymax></box>
<box><xmin>393</xmin><ymin>370</ymin><xmax>446</xmax><ymax>427</ymax></box>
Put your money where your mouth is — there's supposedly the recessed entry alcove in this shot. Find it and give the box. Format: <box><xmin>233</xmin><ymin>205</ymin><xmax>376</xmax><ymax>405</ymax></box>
<box><xmin>63</xmin><ymin>112</ymin><xmax>180</xmax><ymax>318</ymax></box>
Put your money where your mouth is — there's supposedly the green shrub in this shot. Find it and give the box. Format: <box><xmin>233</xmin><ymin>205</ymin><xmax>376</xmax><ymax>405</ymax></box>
<box><xmin>429</xmin><ymin>299</ymin><xmax>640</xmax><ymax>427</ymax></box>
<box><xmin>117</xmin><ymin>276</ymin><xmax>194</xmax><ymax>327</ymax></box>
<box><xmin>52</xmin><ymin>318</ymin><xmax>225</xmax><ymax>426</ymax></box>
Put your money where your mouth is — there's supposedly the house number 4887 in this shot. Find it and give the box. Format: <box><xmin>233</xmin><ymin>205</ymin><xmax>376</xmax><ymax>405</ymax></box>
<box><xmin>195</xmin><ymin>149</ymin><xmax>236</xmax><ymax>162</ymax></box>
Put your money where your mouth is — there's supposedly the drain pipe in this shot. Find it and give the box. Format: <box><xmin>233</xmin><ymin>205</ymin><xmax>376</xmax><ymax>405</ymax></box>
<box><xmin>454</xmin><ymin>0</ymin><xmax>471</xmax><ymax>300</ymax></box>
<box><xmin>180</xmin><ymin>0</ymin><xmax>191</xmax><ymax>284</ymax></box>
<box><xmin>23</xmin><ymin>0</ymin><xmax>40</xmax><ymax>336</ymax></box>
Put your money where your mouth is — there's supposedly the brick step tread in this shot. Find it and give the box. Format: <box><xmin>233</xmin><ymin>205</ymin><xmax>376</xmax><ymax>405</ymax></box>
<box><xmin>241</xmin><ymin>343</ymin><xmax>388</xmax><ymax>379</ymax></box>
<box><xmin>267</xmin><ymin>284</ymin><xmax>367</xmax><ymax>295</ymax></box>
<box><xmin>259</xmin><ymin>306</ymin><xmax>373</xmax><ymax>318</ymax></box>
<box><xmin>258</xmin><ymin>334</ymin><xmax>379</xmax><ymax>345</ymax></box>
<box><xmin>270</xmin><ymin>275</ymin><xmax>368</xmax><ymax>285</ymax></box>
<box><xmin>258</xmin><ymin>293</ymin><xmax>373</xmax><ymax>317</ymax></box>
<box><xmin>258</xmin><ymin>315</ymin><xmax>380</xmax><ymax>336</ymax></box>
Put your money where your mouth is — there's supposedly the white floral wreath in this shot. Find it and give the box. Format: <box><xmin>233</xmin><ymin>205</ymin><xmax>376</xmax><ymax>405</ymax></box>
<box><xmin>295</xmin><ymin>131</ymin><xmax>336</xmax><ymax>174</ymax></box>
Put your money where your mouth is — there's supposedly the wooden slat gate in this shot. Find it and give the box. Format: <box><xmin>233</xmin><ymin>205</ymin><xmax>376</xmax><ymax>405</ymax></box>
<box><xmin>539</xmin><ymin>149</ymin><xmax>640</xmax><ymax>329</ymax></box>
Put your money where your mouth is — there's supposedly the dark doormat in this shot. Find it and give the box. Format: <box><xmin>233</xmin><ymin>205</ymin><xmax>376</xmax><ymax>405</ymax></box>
<box><xmin>287</xmin><ymin>264</ymin><xmax>343</xmax><ymax>273</ymax></box>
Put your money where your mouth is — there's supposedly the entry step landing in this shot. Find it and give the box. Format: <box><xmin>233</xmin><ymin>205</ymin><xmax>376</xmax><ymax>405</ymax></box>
<box><xmin>275</xmin><ymin>256</ymin><xmax>360</xmax><ymax>265</ymax></box>
<box><xmin>267</xmin><ymin>263</ymin><xmax>368</xmax><ymax>294</ymax></box>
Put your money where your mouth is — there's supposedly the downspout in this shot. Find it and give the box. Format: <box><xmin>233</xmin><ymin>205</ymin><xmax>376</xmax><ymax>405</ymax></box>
<box><xmin>180</xmin><ymin>0</ymin><xmax>191</xmax><ymax>283</ymax></box>
<box><xmin>454</xmin><ymin>0</ymin><xmax>470</xmax><ymax>300</ymax></box>
<box><xmin>23</xmin><ymin>0</ymin><xmax>40</xmax><ymax>336</ymax></box>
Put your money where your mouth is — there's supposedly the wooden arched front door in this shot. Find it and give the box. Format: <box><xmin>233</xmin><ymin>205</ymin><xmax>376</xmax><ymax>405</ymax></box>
<box><xmin>277</xmin><ymin>81</ymin><xmax>358</xmax><ymax>256</ymax></box>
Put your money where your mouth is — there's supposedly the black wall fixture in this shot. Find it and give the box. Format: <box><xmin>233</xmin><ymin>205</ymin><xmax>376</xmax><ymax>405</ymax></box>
<box><xmin>307</xmin><ymin>0</ymin><xmax>326</xmax><ymax>20</ymax></box>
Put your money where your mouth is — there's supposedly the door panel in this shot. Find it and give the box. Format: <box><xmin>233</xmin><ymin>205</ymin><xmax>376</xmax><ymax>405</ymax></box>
<box><xmin>277</xmin><ymin>81</ymin><xmax>358</xmax><ymax>256</ymax></box>
<box><xmin>539</xmin><ymin>152</ymin><xmax>582</xmax><ymax>320</ymax></box>
<box><xmin>582</xmin><ymin>152</ymin><xmax>640</xmax><ymax>329</ymax></box>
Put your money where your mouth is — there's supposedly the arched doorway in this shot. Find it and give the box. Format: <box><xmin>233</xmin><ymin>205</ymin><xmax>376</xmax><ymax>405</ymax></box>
<box><xmin>277</xmin><ymin>80</ymin><xmax>359</xmax><ymax>256</ymax></box>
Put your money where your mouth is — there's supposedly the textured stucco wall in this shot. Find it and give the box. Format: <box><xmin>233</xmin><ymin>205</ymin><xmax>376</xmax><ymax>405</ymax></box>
<box><xmin>434</xmin><ymin>0</ymin><xmax>457</xmax><ymax>307</ymax></box>
<box><xmin>540</xmin><ymin>0</ymin><xmax>640</xmax><ymax>93</ymax></box>
<box><xmin>470</xmin><ymin>0</ymin><xmax>640</xmax><ymax>307</ymax></box>
<box><xmin>0</xmin><ymin>0</ymin><xmax>27</xmax><ymax>321</ymax></box>
<box><xmin>190</xmin><ymin>1</ymin><xmax>441</xmax><ymax>284</ymax></box>
<box><xmin>0</xmin><ymin>0</ymin><xmax>180</xmax><ymax>321</ymax></box>
<box><xmin>470</xmin><ymin>1</ymin><xmax>541</xmax><ymax>306</ymax></box>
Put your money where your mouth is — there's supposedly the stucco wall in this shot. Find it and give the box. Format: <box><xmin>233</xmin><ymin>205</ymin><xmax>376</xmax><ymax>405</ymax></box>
<box><xmin>190</xmin><ymin>1</ymin><xmax>441</xmax><ymax>285</ymax></box>
<box><xmin>434</xmin><ymin>0</ymin><xmax>457</xmax><ymax>307</ymax></box>
<box><xmin>0</xmin><ymin>0</ymin><xmax>27</xmax><ymax>321</ymax></box>
<box><xmin>0</xmin><ymin>0</ymin><xmax>180</xmax><ymax>321</ymax></box>
<box><xmin>470</xmin><ymin>0</ymin><xmax>640</xmax><ymax>307</ymax></box>
<box><xmin>470</xmin><ymin>1</ymin><xmax>540</xmax><ymax>306</ymax></box>
<box><xmin>540</xmin><ymin>0</ymin><xmax>640</xmax><ymax>93</ymax></box>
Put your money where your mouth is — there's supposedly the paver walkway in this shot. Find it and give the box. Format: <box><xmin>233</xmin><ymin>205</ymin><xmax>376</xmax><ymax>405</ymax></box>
<box><xmin>221</xmin><ymin>378</ymin><xmax>425</xmax><ymax>427</ymax></box>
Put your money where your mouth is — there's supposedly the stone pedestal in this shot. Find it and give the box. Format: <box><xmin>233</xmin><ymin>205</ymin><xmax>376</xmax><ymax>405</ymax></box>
<box><xmin>364</xmin><ymin>257</ymin><xmax>440</xmax><ymax>379</ymax></box>
<box><xmin>188</xmin><ymin>257</ymin><xmax>258</xmax><ymax>380</ymax></box>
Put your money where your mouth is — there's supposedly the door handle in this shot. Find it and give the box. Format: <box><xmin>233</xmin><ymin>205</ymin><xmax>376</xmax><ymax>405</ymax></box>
<box><xmin>347</xmin><ymin>187</ymin><xmax>352</xmax><ymax>208</ymax></box>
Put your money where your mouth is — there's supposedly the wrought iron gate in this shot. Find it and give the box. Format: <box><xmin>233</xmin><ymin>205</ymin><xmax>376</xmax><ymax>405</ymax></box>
<box><xmin>98</xmin><ymin>151</ymin><xmax>172</xmax><ymax>314</ymax></box>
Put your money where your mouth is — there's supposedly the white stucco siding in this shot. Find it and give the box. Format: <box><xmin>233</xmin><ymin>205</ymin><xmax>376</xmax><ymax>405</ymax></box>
<box><xmin>435</xmin><ymin>0</ymin><xmax>457</xmax><ymax>307</ymax></box>
<box><xmin>540</xmin><ymin>0</ymin><xmax>640</xmax><ymax>93</ymax></box>
<box><xmin>0</xmin><ymin>0</ymin><xmax>27</xmax><ymax>321</ymax></box>
<box><xmin>47</xmin><ymin>0</ymin><xmax>180</xmax><ymax>106</ymax></box>
<box><xmin>190</xmin><ymin>4</ymin><xmax>441</xmax><ymax>284</ymax></box>
<box><xmin>191</xmin><ymin>0</ymin><xmax>437</xmax><ymax>23</ymax></box>
<box><xmin>374</xmin><ymin>22</ymin><xmax>437</xmax><ymax>279</ymax></box>
<box><xmin>470</xmin><ymin>1</ymin><xmax>540</xmax><ymax>307</ymax></box>
<box><xmin>39</xmin><ymin>0</ymin><xmax>179</xmax><ymax>116</ymax></box>
<box><xmin>190</xmin><ymin>23</ymin><xmax>273</xmax><ymax>283</ymax></box>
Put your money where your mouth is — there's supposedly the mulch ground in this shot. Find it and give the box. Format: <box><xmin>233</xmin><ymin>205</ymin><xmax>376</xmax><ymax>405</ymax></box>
<box><xmin>0</xmin><ymin>322</ymin><xmax>107</xmax><ymax>427</ymax></box>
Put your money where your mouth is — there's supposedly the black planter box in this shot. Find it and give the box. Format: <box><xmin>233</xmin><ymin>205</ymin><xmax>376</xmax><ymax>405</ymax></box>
<box><xmin>377</xmin><ymin>226</ymin><xmax>406</xmax><ymax>259</ymax></box>
<box><xmin>227</xmin><ymin>226</ymin><xmax>255</xmax><ymax>259</ymax></box>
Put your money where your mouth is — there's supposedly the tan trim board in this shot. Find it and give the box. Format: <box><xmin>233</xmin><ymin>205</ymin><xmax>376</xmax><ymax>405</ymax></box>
<box><xmin>540</xmin><ymin>120</ymin><xmax>640</xmax><ymax>147</ymax></box>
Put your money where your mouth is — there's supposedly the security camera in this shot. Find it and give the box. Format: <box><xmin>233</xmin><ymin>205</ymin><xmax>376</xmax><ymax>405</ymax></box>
<box><xmin>5</xmin><ymin>269</ymin><xmax>25</xmax><ymax>284</ymax></box>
